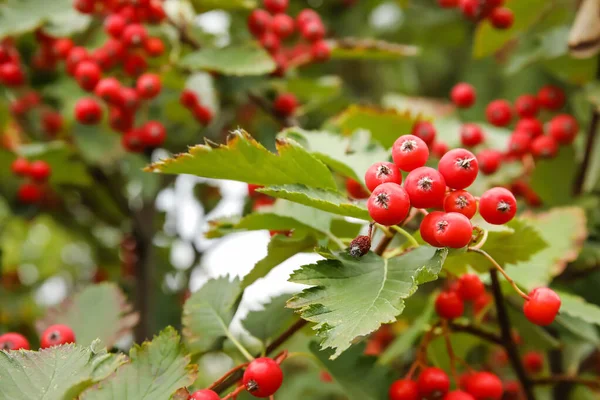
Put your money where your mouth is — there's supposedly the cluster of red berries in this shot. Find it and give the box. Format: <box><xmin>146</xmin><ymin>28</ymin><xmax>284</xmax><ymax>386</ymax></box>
<box><xmin>0</xmin><ymin>39</ymin><xmax>25</xmax><ymax>87</ymax></box>
<box><xmin>248</xmin><ymin>1</ymin><xmax>331</xmax><ymax>76</ymax></box>
<box><xmin>0</xmin><ymin>324</ymin><xmax>75</xmax><ymax>351</ymax></box>
<box><xmin>180</xmin><ymin>90</ymin><xmax>214</xmax><ymax>126</ymax></box>
<box><xmin>11</xmin><ymin>158</ymin><xmax>52</xmax><ymax>204</ymax></box>
<box><xmin>248</xmin><ymin>183</ymin><xmax>276</xmax><ymax>210</ymax></box>
<box><xmin>438</xmin><ymin>0</ymin><xmax>514</xmax><ymax>30</ymax></box>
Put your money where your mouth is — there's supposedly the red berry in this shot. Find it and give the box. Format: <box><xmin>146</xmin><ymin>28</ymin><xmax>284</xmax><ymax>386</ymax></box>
<box><xmin>259</xmin><ymin>31</ymin><xmax>281</xmax><ymax>54</ymax></box>
<box><xmin>389</xmin><ymin>379</ymin><xmax>419</xmax><ymax>400</ymax></box>
<box><xmin>18</xmin><ymin>182</ymin><xmax>43</xmax><ymax>204</ymax></box>
<box><xmin>404</xmin><ymin>167</ymin><xmax>446</xmax><ymax>209</ymax></box>
<box><xmin>460</xmin><ymin>123</ymin><xmax>485</xmax><ymax>147</ymax></box>
<box><xmin>271</xmin><ymin>13</ymin><xmax>295</xmax><ymax>39</ymax></box>
<box><xmin>104</xmin><ymin>14</ymin><xmax>126</xmax><ymax>38</ymax></box>
<box><xmin>104</xmin><ymin>38</ymin><xmax>126</xmax><ymax>60</ymax></box>
<box><xmin>274</xmin><ymin>93</ymin><xmax>298</xmax><ymax>116</ymax></box>
<box><xmin>456</xmin><ymin>274</ymin><xmax>485</xmax><ymax>301</ymax></box>
<box><xmin>489</xmin><ymin>7</ymin><xmax>514</xmax><ymax>29</ymax></box>
<box><xmin>73</xmin><ymin>0</ymin><xmax>95</xmax><ymax>14</ymax></box>
<box><xmin>417</xmin><ymin>367</ymin><xmax>450</xmax><ymax>398</ymax></box>
<box><xmin>75</xmin><ymin>61</ymin><xmax>102</xmax><ymax>92</ymax></box>
<box><xmin>140</xmin><ymin>121</ymin><xmax>166</xmax><ymax>147</ymax></box>
<box><xmin>119</xmin><ymin>87</ymin><xmax>140</xmax><ymax>113</ymax></box>
<box><xmin>264</xmin><ymin>0</ymin><xmax>288</xmax><ymax>13</ymax></box>
<box><xmin>420</xmin><ymin>211</ymin><xmax>445</xmax><ymax>247</ymax></box>
<box><xmin>53</xmin><ymin>38</ymin><xmax>74</xmax><ymax>59</ymax></box>
<box><xmin>515</xmin><ymin>95</ymin><xmax>539</xmax><ymax>118</ymax></box>
<box><xmin>479</xmin><ymin>187</ymin><xmax>516</xmax><ymax>225</ymax></box>
<box><xmin>367</xmin><ymin>183</ymin><xmax>411</xmax><ymax>226</ymax></box>
<box><xmin>243</xmin><ymin>357</ymin><xmax>284</xmax><ymax>398</ymax></box>
<box><xmin>123</xmin><ymin>24</ymin><xmax>148</xmax><ymax>47</ymax></box>
<box><xmin>451</xmin><ymin>83</ymin><xmax>476</xmax><ymax>108</ymax></box>
<box><xmin>91</xmin><ymin>47</ymin><xmax>112</xmax><ymax>71</ymax></box>
<box><xmin>144</xmin><ymin>37</ymin><xmax>165</xmax><ymax>57</ymax></box>
<box><xmin>0</xmin><ymin>62</ymin><xmax>24</xmax><ymax>86</ymax></box>
<box><xmin>248</xmin><ymin>9</ymin><xmax>272</xmax><ymax>37</ymax></box>
<box><xmin>122</xmin><ymin>129</ymin><xmax>145</xmax><ymax>153</ymax></box>
<box><xmin>432</xmin><ymin>141</ymin><xmax>449</xmax><ymax>158</ymax></box>
<box><xmin>444</xmin><ymin>391</ymin><xmax>476</xmax><ymax>400</ymax></box>
<box><xmin>75</xmin><ymin>98</ymin><xmax>103</xmax><ymax>125</ymax></box>
<box><xmin>109</xmin><ymin>107</ymin><xmax>134</xmax><ymax>133</ymax></box>
<box><xmin>507</xmin><ymin>131</ymin><xmax>531</xmax><ymax>156</ymax></box>
<box><xmin>95</xmin><ymin>77</ymin><xmax>122</xmax><ymax>104</ymax></box>
<box><xmin>516</xmin><ymin>118</ymin><xmax>544</xmax><ymax>138</ymax></box>
<box><xmin>0</xmin><ymin>333</ymin><xmax>30</xmax><ymax>350</ymax></box>
<box><xmin>486</xmin><ymin>100</ymin><xmax>512</xmax><ymax>127</ymax></box>
<box><xmin>523</xmin><ymin>351</ymin><xmax>544</xmax><ymax>374</ymax></box>
<box><xmin>459</xmin><ymin>0</ymin><xmax>480</xmax><ymax>20</ymax></box>
<box><xmin>530</xmin><ymin>136</ymin><xmax>558</xmax><ymax>159</ymax></box>
<box><xmin>29</xmin><ymin>160</ymin><xmax>51</xmax><ymax>182</ymax></box>
<box><xmin>193</xmin><ymin>104</ymin><xmax>213</xmax><ymax>125</ymax></box>
<box><xmin>365</xmin><ymin>161</ymin><xmax>402</xmax><ymax>192</ymax></box>
<box><xmin>538</xmin><ymin>85</ymin><xmax>565</xmax><ymax>111</ymax></box>
<box><xmin>411</xmin><ymin>121</ymin><xmax>436</xmax><ymax>146</ymax></box>
<box><xmin>477</xmin><ymin>149</ymin><xmax>502</xmax><ymax>175</ymax></box>
<box><xmin>297</xmin><ymin>9</ymin><xmax>321</xmax><ymax>29</ymax></box>
<box><xmin>474</xmin><ymin>292</ymin><xmax>492</xmax><ymax>314</ymax></box>
<box><xmin>40</xmin><ymin>324</ymin><xmax>76</xmax><ymax>348</ymax></box>
<box><xmin>11</xmin><ymin>158</ymin><xmax>30</xmax><ymax>176</ymax></box>
<box><xmin>392</xmin><ymin>134</ymin><xmax>429</xmax><ymax>172</ymax></box>
<box><xmin>465</xmin><ymin>372</ymin><xmax>503</xmax><ymax>400</ymax></box>
<box><xmin>548</xmin><ymin>114</ymin><xmax>579</xmax><ymax>145</ymax></box>
<box><xmin>523</xmin><ymin>287</ymin><xmax>561</xmax><ymax>326</ymax></box>
<box><xmin>148</xmin><ymin>2</ymin><xmax>166</xmax><ymax>23</ymax></box>
<box><xmin>444</xmin><ymin>190</ymin><xmax>477</xmax><ymax>219</ymax></box>
<box><xmin>180</xmin><ymin>89</ymin><xmax>199</xmax><ymax>108</ymax></box>
<box><xmin>65</xmin><ymin>46</ymin><xmax>90</xmax><ymax>76</ymax></box>
<box><xmin>123</xmin><ymin>53</ymin><xmax>148</xmax><ymax>76</ymax></box>
<box><xmin>311</xmin><ymin>40</ymin><xmax>331</xmax><ymax>62</ymax></box>
<box><xmin>436</xmin><ymin>291</ymin><xmax>465</xmax><ymax>319</ymax></box>
<box><xmin>346</xmin><ymin>178</ymin><xmax>369</xmax><ymax>199</ymax></box>
<box><xmin>189</xmin><ymin>389</ymin><xmax>220</xmax><ymax>400</ymax></box>
<box><xmin>438</xmin><ymin>148</ymin><xmax>479</xmax><ymax>190</ymax></box>
<box><xmin>434</xmin><ymin>212</ymin><xmax>473</xmax><ymax>248</ymax></box>
<box><xmin>136</xmin><ymin>73</ymin><xmax>162</xmax><ymax>99</ymax></box>
<box><xmin>301</xmin><ymin>19</ymin><xmax>326</xmax><ymax>42</ymax></box>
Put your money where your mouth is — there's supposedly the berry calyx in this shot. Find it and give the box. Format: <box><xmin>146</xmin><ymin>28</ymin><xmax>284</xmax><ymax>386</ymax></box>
<box><xmin>465</xmin><ymin>372</ymin><xmax>503</xmax><ymax>400</ymax></box>
<box><xmin>389</xmin><ymin>379</ymin><xmax>419</xmax><ymax>400</ymax></box>
<box><xmin>365</xmin><ymin>161</ymin><xmax>402</xmax><ymax>192</ymax></box>
<box><xmin>0</xmin><ymin>333</ymin><xmax>30</xmax><ymax>350</ymax></box>
<box><xmin>392</xmin><ymin>134</ymin><xmax>430</xmax><ymax>172</ymax></box>
<box><xmin>40</xmin><ymin>324</ymin><xmax>76</xmax><ymax>348</ymax></box>
<box><xmin>477</xmin><ymin>149</ymin><xmax>502</xmax><ymax>175</ymax></box>
<box><xmin>243</xmin><ymin>357</ymin><xmax>284</xmax><ymax>398</ymax></box>
<box><xmin>420</xmin><ymin>211</ymin><xmax>445</xmax><ymax>247</ymax></box>
<box><xmin>435</xmin><ymin>291</ymin><xmax>465</xmax><ymax>319</ymax></box>
<box><xmin>411</xmin><ymin>121</ymin><xmax>437</xmax><ymax>146</ymax></box>
<box><xmin>417</xmin><ymin>367</ymin><xmax>450</xmax><ymax>398</ymax></box>
<box><xmin>523</xmin><ymin>287</ymin><xmax>561</xmax><ymax>326</ymax></box>
<box><xmin>460</xmin><ymin>123</ymin><xmax>485</xmax><ymax>147</ymax></box>
<box><xmin>438</xmin><ymin>148</ymin><xmax>479</xmax><ymax>190</ymax></box>
<box><xmin>404</xmin><ymin>167</ymin><xmax>447</xmax><ymax>209</ymax></box>
<box><xmin>451</xmin><ymin>83</ymin><xmax>476</xmax><ymax>108</ymax></box>
<box><xmin>29</xmin><ymin>160</ymin><xmax>52</xmax><ymax>182</ymax></box>
<box><xmin>548</xmin><ymin>114</ymin><xmax>579</xmax><ymax>145</ymax></box>
<box><xmin>189</xmin><ymin>389</ymin><xmax>220</xmax><ymax>400</ymax></box>
<box><xmin>348</xmin><ymin>235</ymin><xmax>371</xmax><ymax>258</ymax></box>
<box><xmin>538</xmin><ymin>85</ymin><xmax>565</xmax><ymax>111</ymax></box>
<box><xmin>433</xmin><ymin>212</ymin><xmax>473</xmax><ymax>248</ymax></box>
<box><xmin>486</xmin><ymin>100</ymin><xmax>513</xmax><ymax>127</ymax></box>
<box><xmin>367</xmin><ymin>183</ymin><xmax>411</xmax><ymax>226</ymax></box>
<box><xmin>479</xmin><ymin>187</ymin><xmax>516</xmax><ymax>225</ymax></box>
<box><xmin>274</xmin><ymin>93</ymin><xmax>298</xmax><ymax>117</ymax></box>
<box><xmin>11</xmin><ymin>158</ymin><xmax>30</xmax><ymax>176</ymax></box>
<box><xmin>443</xmin><ymin>190</ymin><xmax>477</xmax><ymax>219</ymax></box>
<box><xmin>523</xmin><ymin>351</ymin><xmax>544</xmax><ymax>374</ymax></box>
<box><xmin>346</xmin><ymin>178</ymin><xmax>370</xmax><ymax>199</ymax></box>
<box><xmin>456</xmin><ymin>274</ymin><xmax>485</xmax><ymax>301</ymax></box>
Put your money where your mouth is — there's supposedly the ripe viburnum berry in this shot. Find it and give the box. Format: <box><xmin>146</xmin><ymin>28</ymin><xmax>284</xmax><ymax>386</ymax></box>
<box><xmin>144</xmin><ymin>37</ymin><xmax>165</xmax><ymax>57</ymax></box>
<box><xmin>189</xmin><ymin>389</ymin><xmax>220</xmax><ymax>400</ymax></box>
<box><xmin>53</xmin><ymin>38</ymin><xmax>74</xmax><ymax>59</ymax></box>
<box><xmin>18</xmin><ymin>182</ymin><xmax>43</xmax><ymax>204</ymax></box>
<box><xmin>75</xmin><ymin>98</ymin><xmax>103</xmax><ymax>125</ymax></box>
<box><xmin>123</xmin><ymin>24</ymin><xmax>148</xmax><ymax>48</ymax></box>
<box><xmin>523</xmin><ymin>287</ymin><xmax>561</xmax><ymax>326</ymax></box>
<box><xmin>271</xmin><ymin>13</ymin><xmax>295</xmax><ymax>39</ymax></box>
<box><xmin>104</xmin><ymin>14</ymin><xmax>126</xmax><ymax>38</ymax></box>
<box><xmin>0</xmin><ymin>62</ymin><xmax>25</xmax><ymax>86</ymax></box>
<box><xmin>248</xmin><ymin>9</ymin><xmax>272</xmax><ymax>37</ymax></box>
<box><xmin>140</xmin><ymin>121</ymin><xmax>167</xmax><ymax>147</ymax></box>
<box><xmin>435</xmin><ymin>291</ymin><xmax>464</xmax><ymax>319</ymax></box>
<box><xmin>136</xmin><ymin>73</ymin><xmax>162</xmax><ymax>99</ymax></box>
<box><xmin>11</xmin><ymin>158</ymin><xmax>30</xmax><ymax>176</ymax></box>
<box><xmin>443</xmin><ymin>190</ymin><xmax>477</xmax><ymax>219</ymax></box>
<box><xmin>0</xmin><ymin>332</ymin><xmax>30</xmax><ymax>350</ymax></box>
<box><xmin>180</xmin><ymin>89</ymin><xmax>199</xmax><ymax>108</ymax></box>
<box><xmin>42</xmin><ymin>111</ymin><xmax>63</xmax><ymax>136</ymax></box>
<box><xmin>459</xmin><ymin>0</ymin><xmax>479</xmax><ymax>20</ymax></box>
<box><xmin>367</xmin><ymin>183</ymin><xmax>411</xmax><ymax>226</ymax></box>
<box><xmin>274</xmin><ymin>93</ymin><xmax>298</xmax><ymax>116</ymax></box>
<box><xmin>465</xmin><ymin>372</ymin><xmax>503</xmax><ymax>400</ymax></box>
<box><xmin>548</xmin><ymin>114</ymin><xmax>579</xmax><ymax>145</ymax></box>
<box><xmin>404</xmin><ymin>167</ymin><xmax>446</xmax><ymax>209</ymax></box>
<box><xmin>432</xmin><ymin>141</ymin><xmax>449</xmax><ymax>158</ymax></box>
<box><xmin>486</xmin><ymin>100</ymin><xmax>513</xmax><ymax>127</ymax></box>
<box><xmin>515</xmin><ymin>118</ymin><xmax>543</xmax><ymax>138</ymax></box>
<box><xmin>474</xmin><ymin>292</ymin><xmax>492</xmax><ymax>314</ymax></box>
<box><xmin>489</xmin><ymin>7</ymin><xmax>514</xmax><ymax>29</ymax></box>
<box><xmin>123</xmin><ymin>53</ymin><xmax>148</xmax><ymax>76</ymax></box>
<box><xmin>411</xmin><ymin>121</ymin><xmax>436</xmax><ymax>146</ymax></box>
<box><xmin>66</xmin><ymin>46</ymin><xmax>90</xmax><ymax>75</ymax></box>
<box><xmin>392</xmin><ymin>134</ymin><xmax>429</xmax><ymax>172</ymax></box>
<box><xmin>297</xmin><ymin>9</ymin><xmax>320</xmax><ymax>28</ymax></box>
<box><xmin>311</xmin><ymin>40</ymin><xmax>331</xmax><ymax>62</ymax></box>
<box><xmin>479</xmin><ymin>187</ymin><xmax>517</xmax><ymax>225</ymax></box>
<box><xmin>477</xmin><ymin>149</ymin><xmax>502</xmax><ymax>175</ymax></box>
<box><xmin>75</xmin><ymin>61</ymin><xmax>102</xmax><ymax>92</ymax></box>
<box><xmin>444</xmin><ymin>391</ymin><xmax>476</xmax><ymax>400</ymax></box>
<box><xmin>438</xmin><ymin>148</ymin><xmax>479</xmax><ymax>190</ymax></box>
<box><xmin>530</xmin><ymin>136</ymin><xmax>558</xmax><ymax>159</ymax></box>
<box><xmin>420</xmin><ymin>211</ymin><xmax>444</xmax><ymax>247</ymax></box>
<box><xmin>95</xmin><ymin>78</ymin><xmax>121</xmax><ymax>104</ymax></box>
<box><xmin>193</xmin><ymin>104</ymin><xmax>213</xmax><ymax>125</ymax></box>
<box><xmin>508</xmin><ymin>131</ymin><xmax>531</xmax><ymax>156</ymax></box>
<box><xmin>515</xmin><ymin>94</ymin><xmax>539</xmax><ymax>118</ymax></box>
<box><xmin>264</xmin><ymin>0</ymin><xmax>289</xmax><ymax>14</ymax></box>
<box><xmin>364</xmin><ymin>161</ymin><xmax>402</xmax><ymax>191</ymax></box>
<box><xmin>109</xmin><ymin>107</ymin><xmax>134</xmax><ymax>133</ymax></box>
<box><xmin>122</xmin><ymin>129</ymin><xmax>145</xmax><ymax>153</ymax></box>
<box><xmin>346</xmin><ymin>178</ymin><xmax>369</xmax><ymax>199</ymax></box>
<box><xmin>388</xmin><ymin>379</ymin><xmax>419</xmax><ymax>400</ymax></box>
<box><xmin>301</xmin><ymin>19</ymin><xmax>326</xmax><ymax>42</ymax></box>
<box><xmin>538</xmin><ymin>85</ymin><xmax>565</xmax><ymax>110</ymax></box>
<box><xmin>456</xmin><ymin>274</ymin><xmax>485</xmax><ymax>301</ymax></box>
<box><xmin>40</xmin><ymin>324</ymin><xmax>76</xmax><ymax>348</ymax></box>
<box><xmin>523</xmin><ymin>351</ymin><xmax>544</xmax><ymax>374</ymax></box>
<box><xmin>260</xmin><ymin>32</ymin><xmax>281</xmax><ymax>54</ymax></box>
<box><xmin>73</xmin><ymin>0</ymin><xmax>95</xmax><ymax>14</ymax></box>
<box><xmin>417</xmin><ymin>367</ymin><xmax>450</xmax><ymax>398</ymax></box>
<box><xmin>29</xmin><ymin>160</ymin><xmax>51</xmax><ymax>182</ymax></box>
<box><xmin>460</xmin><ymin>123</ymin><xmax>485</xmax><ymax>147</ymax></box>
<box><xmin>119</xmin><ymin>87</ymin><xmax>140</xmax><ymax>113</ymax></box>
<box><xmin>433</xmin><ymin>212</ymin><xmax>473</xmax><ymax>248</ymax></box>
<box><xmin>451</xmin><ymin>83</ymin><xmax>476</xmax><ymax>108</ymax></box>
<box><xmin>243</xmin><ymin>357</ymin><xmax>284</xmax><ymax>398</ymax></box>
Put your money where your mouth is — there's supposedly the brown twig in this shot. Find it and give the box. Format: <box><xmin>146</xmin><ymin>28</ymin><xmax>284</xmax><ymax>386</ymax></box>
<box><xmin>448</xmin><ymin>322</ymin><xmax>503</xmax><ymax>346</ymax></box>
<box><xmin>532</xmin><ymin>375</ymin><xmax>600</xmax><ymax>389</ymax></box>
<box><xmin>167</xmin><ymin>17</ymin><xmax>201</xmax><ymax>50</ymax></box>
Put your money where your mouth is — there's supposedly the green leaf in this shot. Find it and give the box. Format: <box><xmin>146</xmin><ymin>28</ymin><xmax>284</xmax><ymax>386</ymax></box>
<box><xmin>530</xmin><ymin>146</ymin><xmax>577</xmax><ymax>206</ymax></box>
<box><xmin>242</xmin><ymin>294</ymin><xmax>297</xmax><ymax>346</ymax></box>
<box><xmin>36</xmin><ymin>283</ymin><xmax>139</xmax><ymax>348</ymax></box>
<box><xmin>0</xmin><ymin>341</ymin><xmax>126</xmax><ymax>400</ymax></box>
<box><xmin>242</xmin><ymin>233</ymin><xmax>317</xmax><ymax>289</ymax></box>
<box><xmin>179</xmin><ymin>45</ymin><xmax>276</xmax><ymax>76</ymax></box>
<box><xmin>146</xmin><ymin>130</ymin><xmax>337</xmax><ymax>190</ymax></box>
<box><xmin>182</xmin><ymin>277</ymin><xmax>243</xmax><ymax>354</ymax></box>
<box><xmin>81</xmin><ymin>327</ymin><xmax>197</xmax><ymax>400</ymax></box>
<box><xmin>258</xmin><ymin>185</ymin><xmax>370</xmax><ymax>220</ymax></box>
<box><xmin>507</xmin><ymin>207</ymin><xmax>587</xmax><ymax>290</ymax></box>
<box><xmin>557</xmin><ymin>291</ymin><xmax>600</xmax><ymax>327</ymax></box>
<box><xmin>330</xmin><ymin>105</ymin><xmax>419</xmax><ymax>149</ymax></box>
<box><xmin>330</xmin><ymin>38</ymin><xmax>419</xmax><ymax>60</ymax></box>
<box><xmin>473</xmin><ymin>0</ymin><xmax>549</xmax><ymax>58</ymax></box>
<box><xmin>310</xmin><ymin>342</ymin><xmax>391</xmax><ymax>400</ymax></box>
<box><xmin>189</xmin><ymin>0</ymin><xmax>255</xmax><ymax>12</ymax></box>
<box><xmin>288</xmin><ymin>247</ymin><xmax>448</xmax><ymax>358</ymax></box>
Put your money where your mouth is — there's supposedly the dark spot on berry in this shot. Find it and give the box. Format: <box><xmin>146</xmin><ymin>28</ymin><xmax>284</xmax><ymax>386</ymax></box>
<box><xmin>417</xmin><ymin>176</ymin><xmax>433</xmax><ymax>191</ymax></box>
<box><xmin>376</xmin><ymin>164</ymin><xmax>392</xmax><ymax>178</ymax></box>
<box><xmin>246</xmin><ymin>379</ymin><xmax>259</xmax><ymax>393</ymax></box>
<box><xmin>455</xmin><ymin>195</ymin><xmax>469</xmax><ymax>209</ymax></box>
<box><xmin>497</xmin><ymin>200</ymin><xmax>511</xmax><ymax>213</ymax></box>
<box><xmin>401</xmin><ymin>139</ymin><xmax>418</xmax><ymax>152</ymax></box>
<box><xmin>456</xmin><ymin>157</ymin><xmax>475</xmax><ymax>170</ymax></box>
<box><xmin>375</xmin><ymin>192</ymin><xmax>390</xmax><ymax>209</ymax></box>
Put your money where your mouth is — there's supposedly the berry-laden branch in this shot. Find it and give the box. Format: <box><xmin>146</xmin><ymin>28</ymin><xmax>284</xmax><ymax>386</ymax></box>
<box><xmin>489</xmin><ymin>269</ymin><xmax>536</xmax><ymax>400</ymax></box>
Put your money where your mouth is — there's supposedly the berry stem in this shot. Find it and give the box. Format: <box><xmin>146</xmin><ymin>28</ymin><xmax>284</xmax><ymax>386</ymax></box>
<box><xmin>207</xmin><ymin>363</ymin><xmax>249</xmax><ymax>391</ymax></box>
<box><xmin>447</xmin><ymin>322</ymin><xmax>502</xmax><ymax>345</ymax></box>
<box><xmin>468</xmin><ymin>248</ymin><xmax>529</xmax><ymax>300</ymax></box>
<box><xmin>375</xmin><ymin>223</ymin><xmax>394</xmax><ymax>238</ymax></box>
<box><xmin>167</xmin><ymin>16</ymin><xmax>201</xmax><ymax>50</ymax></box>
<box><xmin>221</xmin><ymin>384</ymin><xmax>246</xmax><ymax>400</ymax></box>
<box><xmin>227</xmin><ymin>330</ymin><xmax>255</xmax><ymax>362</ymax></box>
<box><xmin>489</xmin><ymin>269</ymin><xmax>537</xmax><ymax>400</ymax></box>
<box><xmin>325</xmin><ymin>231</ymin><xmax>346</xmax><ymax>250</ymax></box>
<box><xmin>389</xmin><ymin>225</ymin><xmax>420</xmax><ymax>249</ymax></box>
<box><xmin>441</xmin><ymin>319</ymin><xmax>459</xmax><ymax>384</ymax></box>
<box><xmin>470</xmin><ymin>228</ymin><xmax>488</xmax><ymax>250</ymax></box>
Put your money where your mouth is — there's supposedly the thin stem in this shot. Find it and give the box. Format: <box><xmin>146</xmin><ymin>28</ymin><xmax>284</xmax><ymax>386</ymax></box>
<box><xmin>389</xmin><ymin>225</ymin><xmax>420</xmax><ymax>248</ymax></box>
<box><xmin>441</xmin><ymin>320</ymin><xmax>459</xmax><ymax>384</ymax></box>
<box><xmin>489</xmin><ymin>269</ymin><xmax>536</xmax><ymax>400</ymax></box>
<box><xmin>470</xmin><ymin>229</ymin><xmax>488</xmax><ymax>250</ymax></box>
<box><xmin>532</xmin><ymin>375</ymin><xmax>600</xmax><ymax>389</ymax></box>
<box><xmin>325</xmin><ymin>231</ymin><xmax>346</xmax><ymax>250</ymax></box>
<box><xmin>375</xmin><ymin>223</ymin><xmax>394</xmax><ymax>238</ymax></box>
<box><xmin>468</xmin><ymin>248</ymin><xmax>529</xmax><ymax>300</ymax></box>
<box><xmin>448</xmin><ymin>322</ymin><xmax>503</xmax><ymax>346</ymax></box>
<box><xmin>221</xmin><ymin>385</ymin><xmax>246</xmax><ymax>400</ymax></box>
<box><xmin>227</xmin><ymin>332</ymin><xmax>254</xmax><ymax>362</ymax></box>
<box><xmin>207</xmin><ymin>363</ymin><xmax>248</xmax><ymax>391</ymax></box>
